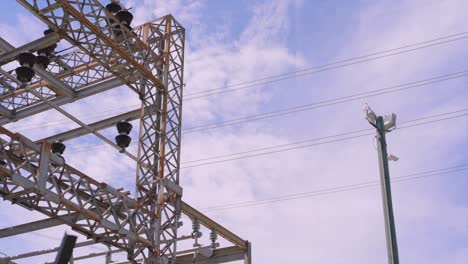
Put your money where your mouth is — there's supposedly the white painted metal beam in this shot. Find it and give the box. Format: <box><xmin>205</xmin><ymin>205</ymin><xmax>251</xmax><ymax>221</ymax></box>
<box><xmin>0</xmin><ymin>34</ymin><xmax>60</xmax><ymax>66</ymax></box>
<box><xmin>36</xmin><ymin>142</ymin><xmax>51</xmax><ymax>192</ymax></box>
<box><xmin>39</xmin><ymin>109</ymin><xmax>140</xmax><ymax>143</ymax></box>
<box><xmin>33</xmin><ymin>66</ymin><xmax>76</xmax><ymax>98</ymax></box>
<box><xmin>0</xmin><ymin>78</ymin><xmax>123</xmax><ymax>125</ymax></box>
<box><xmin>0</xmin><ymin>214</ymin><xmax>81</xmax><ymax>238</ymax></box>
<box><xmin>0</xmin><ymin>37</ymin><xmax>76</xmax><ymax>98</ymax></box>
<box><xmin>176</xmin><ymin>246</ymin><xmax>245</xmax><ymax>264</ymax></box>
<box><xmin>180</xmin><ymin>202</ymin><xmax>247</xmax><ymax>249</ymax></box>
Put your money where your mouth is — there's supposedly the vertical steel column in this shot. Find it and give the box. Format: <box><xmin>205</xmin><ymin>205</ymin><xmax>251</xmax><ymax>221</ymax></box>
<box><xmin>375</xmin><ymin>116</ymin><xmax>399</xmax><ymax>264</ymax></box>
<box><xmin>105</xmin><ymin>248</ymin><xmax>112</xmax><ymax>264</ymax></box>
<box><xmin>37</xmin><ymin>142</ymin><xmax>51</xmax><ymax>192</ymax></box>
<box><xmin>134</xmin><ymin>16</ymin><xmax>185</xmax><ymax>263</ymax></box>
<box><xmin>244</xmin><ymin>242</ymin><xmax>252</xmax><ymax>264</ymax></box>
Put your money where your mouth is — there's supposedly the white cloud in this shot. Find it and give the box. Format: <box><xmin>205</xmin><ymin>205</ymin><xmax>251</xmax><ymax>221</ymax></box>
<box><xmin>0</xmin><ymin>0</ymin><xmax>467</xmax><ymax>263</ymax></box>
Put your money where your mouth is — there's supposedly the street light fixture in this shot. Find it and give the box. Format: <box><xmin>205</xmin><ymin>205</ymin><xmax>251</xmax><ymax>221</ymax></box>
<box><xmin>364</xmin><ymin>104</ymin><xmax>400</xmax><ymax>264</ymax></box>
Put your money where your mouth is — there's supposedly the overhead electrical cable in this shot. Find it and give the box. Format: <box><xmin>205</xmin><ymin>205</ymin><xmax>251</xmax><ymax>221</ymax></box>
<box><xmin>183</xmin><ymin>34</ymin><xmax>468</xmax><ymax>100</ymax></box>
<box><xmin>33</xmin><ymin>71</ymin><xmax>468</xmax><ymax>154</ymax></box>
<box><xmin>11</xmin><ymin>31</ymin><xmax>468</xmax><ymax>131</ymax></box>
<box><xmin>182</xmin><ymin>71</ymin><xmax>468</xmax><ymax>133</ymax></box>
<box><xmin>180</xmin><ymin>110</ymin><xmax>468</xmax><ymax>169</ymax></box>
<box><xmin>185</xmin><ymin>30</ymin><xmax>468</xmax><ymax>96</ymax></box>
<box><xmin>200</xmin><ymin>165</ymin><xmax>468</xmax><ymax>212</ymax></box>
<box><xmin>72</xmin><ymin>108</ymin><xmax>468</xmax><ymax>155</ymax></box>
<box><xmin>69</xmin><ymin>109</ymin><xmax>468</xmax><ymax>163</ymax></box>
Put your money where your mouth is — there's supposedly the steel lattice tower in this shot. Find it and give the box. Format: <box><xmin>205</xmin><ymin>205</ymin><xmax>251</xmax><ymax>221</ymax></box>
<box><xmin>0</xmin><ymin>1</ymin><xmax>251</xmax><ymax>263</ymax></box>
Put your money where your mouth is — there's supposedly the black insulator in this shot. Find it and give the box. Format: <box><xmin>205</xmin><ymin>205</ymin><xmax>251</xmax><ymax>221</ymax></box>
<box><xmin>116</xmin><ymin>134</ymin><xmax>131</xmax><ymax>151</ymax></box>
<box><xmin>18</xmin><ymin>52</ymin><xmax>36</xmax><ymax>68</ymax></box>
<box><xmin>114</xmin><ymin>24</ymin><xmax>133</xmax><ymax>32</ymax></box>
<box><xmin>41</xmin><ymin>29</ymin><xmax>58</xmax><ymax>55</ymax></box>
<box><xmin>115</xmin><ymin>10</ymin><xmax>133</xmax><ymax>25</ymax></box>
<box><xmin>36</xmin><ymin>55</ymin><xmax>51</xmax><ymax>68</ymax></box>
<box><xmin>116</xmin><ymin>121</ymin><xmax>132</xmax><ymax>135</ymax></box>
<box><xmin>114</xmin><ymin>24</ymin><xmax>133</xmax><ymax>40</ymax></box>
<box><xmin>44</xmin><ymin>28</ymin><xmax>55</xmax><ymax>35</ymax></box>
<box><xmin>15</xmin><ymin>66</ymin><xmax>35</xmax><ymax>82</ymax></box>
<box><xmin>38</xmin><ymin>44</ymin><xmax>57</xmax><ymax>56</ymax></box>
<box><xmin>51</xmin><ymin>142</ymin><xmax>66</xmax><ymax>155</ymax></box>
<box><xmin>106</xmin><ymin>2</ymin><xmax>122</xmax><ymax>13</ymax></box>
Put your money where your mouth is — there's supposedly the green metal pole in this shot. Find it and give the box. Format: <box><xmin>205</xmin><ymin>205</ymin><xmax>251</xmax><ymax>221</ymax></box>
<box><xmin>376</xmin><ymin>116</ymin><xmax>399</xmax><ymax>264</ymax></box>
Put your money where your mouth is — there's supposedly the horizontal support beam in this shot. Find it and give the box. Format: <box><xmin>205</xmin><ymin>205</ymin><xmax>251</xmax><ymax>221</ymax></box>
<box><xmin>0</xmin><ymin>234</ymin><xmax>193</xmax><ymax>262</ymax></box>
<box><xmin>0</xmin><ymin>37</ymin><xmax>76</xmax><ymax>99</ymax></box>
<box><xmin>176</xmin><ymin>246</ymin><xmax>245</xmax><ymax>264</ymax></box>
<box><xmin>39</xmin><ymin>108</ymin><xmax>140</xmax><ymax>143</ymax></box>
<box><xmin>0</xmin><ymin>240</ymin><xmax>96</xmax><ymax>261</ymax></box>
<box><xmin>0</xmin><ymin>204</ymin><xmax>246</xmax><ymax>260</ymax></box>
<box><xmin>89</xmin><ymin>246</ymin><xmax>246</xmax><ymax>264</ymax></box>
<box><xmin>0</xmin><ymin>78</ymin><xmax>123</xmax><ymax>125</ymax></box>
<box><xmin>43</xmin><ymin>249</ymin><xmax>122</xmax><ymax>264</ymax></box>
<box><xmin>0</xmin><ymin>34</ymin><xmax>60</xmax><ymax>66</ymax></box>
<box><xmin>0</xmin><ymin>213</ymin><xmax>81</xmax><ymax>238</ymax></box>
<box><xmin>33</xmin><ymin>66</ymin><xmax>76</xmax><ymax>98</ymax></box>
<box><xmin>0</xmin><ymin>105</ymin><xmax>13</xmax><ymax>119</ymax></box>
<box><xmin>180</xmin><ymin>202</ymin><xmax>247</xmax><ymax>249</ymax></box>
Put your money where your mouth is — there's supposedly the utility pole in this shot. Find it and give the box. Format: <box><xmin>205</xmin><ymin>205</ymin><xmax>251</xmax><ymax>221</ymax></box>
<box><xmin>365</xmin><ymin>105</ymin><xmax>400</xmax><ymax>264</ymax></box>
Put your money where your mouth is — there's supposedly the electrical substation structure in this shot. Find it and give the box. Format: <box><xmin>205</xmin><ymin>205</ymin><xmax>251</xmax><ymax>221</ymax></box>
<box><xmin>0</xmin><ymin>1</ymin><xmax>251</xmax><ymax>263</ymax></box>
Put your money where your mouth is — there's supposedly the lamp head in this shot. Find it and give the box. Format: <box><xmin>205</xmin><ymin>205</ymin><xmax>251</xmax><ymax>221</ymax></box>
<box><xmin>388</xmin><ymin>154</ymin><xmax>399</xmax><ymax>162</ymax></box>
<box><xmin>384</xmin><ymin>113</ymin><xmax>397</xmax><ymax>130</ymax></box>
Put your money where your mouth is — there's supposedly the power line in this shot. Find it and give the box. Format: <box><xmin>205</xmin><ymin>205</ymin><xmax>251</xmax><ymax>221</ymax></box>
<box><xmin>203</xmin><ymin>166</ymin><xmax>468</xmax><ymax>211</ymax></box>
<box><xmin>11</xmin><ymin>31</ymin><xmax>468</xmax><ymax>131</ymax></box>
<box><xmin>183</xmin><ymin>34</ymin><xmax>468</xmax><ymax>100</ymax></box>
<box><xmin>18</xmin><ymin>69</ymin><xmax>468</xmax><ymax>135</ymax></box>
<box><xmin>182</xmin><ymin>71</ymin><xmax>468</xmax><ymax>133</ymax></box>
<box><xmin>183</xmin><ymin>110</ymin><xmax>468</xmax><ymax>164</ymax></box>
<box><xmin>70</xmin><ymin>108</ymin><xmax>468</xmax><ymax>155</ymax></box>
<box><xmin>200</xmin><ymin>165</ymin><xmax>468</xmax><ymax>212</ymax></box>
<box><xmin>19</xmin><ymin>69</ymin><xmax>468</xmax><ymax>135</ymax></box>
<box><xmin>59</xmin><ymin>72</ymin><xmax>468</xmax><ymax>153</ymax></box>
<box><xmin>185</xmin><ymin>31</ymin><xmax>468</xmax><ymax>96</ymax></box>
<box><xmin>180</xmin><ymin>110</ymin><xmax>468</xmax><ymax>169</ymax></box>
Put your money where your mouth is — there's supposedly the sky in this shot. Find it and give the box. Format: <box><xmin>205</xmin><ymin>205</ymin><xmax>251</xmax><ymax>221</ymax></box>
<box><xmin>0</xmin><ymin>0</ymin><xmax>467</xmax><ymax>263</ymax></box>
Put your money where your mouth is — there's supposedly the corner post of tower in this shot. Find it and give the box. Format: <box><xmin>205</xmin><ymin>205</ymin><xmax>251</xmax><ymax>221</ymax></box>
<box><xmin>244</xmin><ymin>241</ymin><xmax>252</xmax><ymax>264</ymax></box>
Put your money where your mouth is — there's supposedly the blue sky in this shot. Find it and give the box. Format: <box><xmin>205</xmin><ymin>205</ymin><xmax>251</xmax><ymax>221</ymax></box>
<box><xmin>0</xmin><ymin>0</ymin><xmax>467</xmax><ymax>263</ymax></box>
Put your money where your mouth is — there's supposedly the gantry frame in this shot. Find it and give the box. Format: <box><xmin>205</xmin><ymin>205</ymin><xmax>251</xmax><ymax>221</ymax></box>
<box><xmin>0</xmin><ymin>1</ymin><xmax>250</xmax><ymax>263</ymax></box>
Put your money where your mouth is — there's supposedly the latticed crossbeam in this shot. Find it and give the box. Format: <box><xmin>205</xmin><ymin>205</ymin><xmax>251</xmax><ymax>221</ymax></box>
<box><xmin>0</xmin><ymin>127</ymin><xmax>249</xmax><ymax>260</ymax></box>
<box><xmin>0</xmin><ymin>126</ymin><xmax>152</xmax><ymax>250</ymax></box>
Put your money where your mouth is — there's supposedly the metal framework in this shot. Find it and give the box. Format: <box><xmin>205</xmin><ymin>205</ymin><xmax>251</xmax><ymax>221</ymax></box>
<box><xmin>0</xmin><ymin>1</ymin><xmax>250</xmax><ymax>263</ymax></box>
